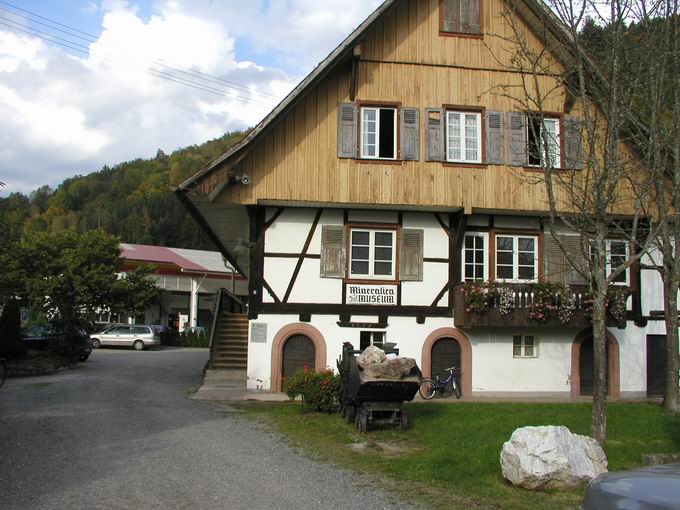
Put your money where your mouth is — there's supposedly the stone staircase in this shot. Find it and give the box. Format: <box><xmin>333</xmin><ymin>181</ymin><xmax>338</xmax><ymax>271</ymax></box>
<box><xmin>210</xmin><ymin>313</ymin><xmax>248</xmax><ymax>370</ymax></box>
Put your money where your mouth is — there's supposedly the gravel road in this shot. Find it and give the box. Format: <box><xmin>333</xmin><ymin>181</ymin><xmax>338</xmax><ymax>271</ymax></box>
<box><xmin>0</xmin><ymin>348</ymin><xmax>410</xmax><ymax>510</ymax></box>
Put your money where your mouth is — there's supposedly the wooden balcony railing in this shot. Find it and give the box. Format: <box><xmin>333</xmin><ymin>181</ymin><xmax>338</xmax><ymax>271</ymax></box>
<box><xmin>452</xmin><ymin>283</ymin><xmax>594</xmax><ymax>328</ymax></box>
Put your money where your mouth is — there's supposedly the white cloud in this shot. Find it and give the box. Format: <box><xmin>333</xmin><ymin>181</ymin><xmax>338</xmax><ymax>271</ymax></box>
<box><xmin>0</xmin><ymin>0</ymin><xmax>382</xmax><ymax>194</ymax></box>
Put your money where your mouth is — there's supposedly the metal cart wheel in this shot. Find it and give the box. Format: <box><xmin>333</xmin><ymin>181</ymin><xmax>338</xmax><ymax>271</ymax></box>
<box><xmin>400</xmin><ymin>411</ymin><xmax>410</xmax><ymax>430</ymax></box>
<box><xmin>355</xmin><ymin>409</ymin><xmax>368</xmax><ymax>433</ymax></box>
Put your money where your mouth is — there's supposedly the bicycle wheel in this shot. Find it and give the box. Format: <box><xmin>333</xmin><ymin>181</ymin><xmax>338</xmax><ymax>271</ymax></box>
<box><xmin>451</xmin><ymin>379</ymin><xmax>461</xmax><ymax>399</ymax></box>
<box><xmin>419</xmin><ymin>378</ymin><xmax>437</xmax><ymax>400</ymax></box>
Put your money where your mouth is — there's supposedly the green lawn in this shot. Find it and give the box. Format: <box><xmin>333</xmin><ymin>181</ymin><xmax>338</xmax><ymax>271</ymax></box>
<box><xmin>239</xmin><ymin>401</ymin><xmax>680</xmax><ymax>510</ymax></box>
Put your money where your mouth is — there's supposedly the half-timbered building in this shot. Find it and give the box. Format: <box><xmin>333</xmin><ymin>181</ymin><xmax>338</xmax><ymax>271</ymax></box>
<box><xmin>176</xmin><ymin>0</ymin><xmax>673</xmax><ymax>398</ymax></box>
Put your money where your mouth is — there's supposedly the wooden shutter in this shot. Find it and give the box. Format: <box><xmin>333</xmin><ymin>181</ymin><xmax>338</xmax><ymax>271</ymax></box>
<box><xmin>337</xmin><ymin>103</ymin><xmax>358</xmax><ymax>158</ymax></box>
<box><xmin>564</xmin><ymin>116</ymin><xmax>584</xmax><ymax>170</ymax></box>
<box><xmin>507</xmin><ymin>112</ymin><xmax>528</xmax><ymax>166</ymax></box>
<box><xmin>442</xmin><ymin>0</ymin><xmax>461</xmax><ymax>33</ymax></box>
<box><xmin>400</xmin><ymin>107</ymin><xmax>420</xmax><ymax>161</ymax></box>
<box><xmin>400</xmin><ymin>229</ymin><xmax>424</xmax><ymax>281</ymax></box>
<box><xmin>425</xmin><ymin>108</ymin><xmax>445</xmax><ymax>162</ymax></box>
<box><xmin>485</xmin><ymin>110</ymin><xmax>504</xmax><ymax>165</ymax></box>
<box><xmin>320</xmin><ymin>225</ymin><xmax>346</xmax><ymax>278</ymax></box>
<box><xmin>544</xmin><ymin>234</ymin><xmax>567</xmax><ymax>284</ymax></box>
<box><xmin>562</xmin><ymin>235</ymin><xmax>589</xmax><ymax>285</ymax></box>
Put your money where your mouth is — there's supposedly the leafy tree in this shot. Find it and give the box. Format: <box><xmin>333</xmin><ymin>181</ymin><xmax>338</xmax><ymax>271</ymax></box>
<box><xmin>0</xmin><ymin>300</ymin><xmax>26</xmax><ymax>359</ymax></box>
<box><xmin>110</xmin><ymin>267</ymin><xmax>160</xmax><ymax>320</ymax></box>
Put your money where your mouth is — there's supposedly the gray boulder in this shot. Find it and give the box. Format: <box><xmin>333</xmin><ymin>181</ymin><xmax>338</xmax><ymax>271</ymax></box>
<box><xmin>356</xmin><ymin>345</ymin><xmax>386</xmax><ymax>369</ymax></box>
<box><xmin>500</xmin><ymin>425</ymin><xmax>608</xmax><ymax>489</ymax></box>
<box><xmin>363</xmin><ymin>358</ymin><xmax>417</xmax><ymax>380</ymax></box>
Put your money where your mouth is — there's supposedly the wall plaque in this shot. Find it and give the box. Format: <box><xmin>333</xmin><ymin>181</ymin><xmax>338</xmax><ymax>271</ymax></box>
<box><xmin>250</xmin><ymin>322</ymin><xmax>268</xmax><ymax>343</ymax></box>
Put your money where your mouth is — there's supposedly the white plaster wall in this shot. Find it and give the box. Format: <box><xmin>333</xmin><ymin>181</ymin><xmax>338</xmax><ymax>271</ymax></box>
<box><xmin>287</xmin><ymin>258</ymin><xmax>343</xmax><ymax>303</ymax></box>
<box><xmin>246</xmin><ymin>314</ymin><xmax>454</xmax><ymax>390</ymax></box>
<box><xmin>265</xmin><ymin>208</ymin><xmax>310</xmax><ymax>254</ymax></box>
<box><xmin>495</xmin><ymin>216</ymin><xmax>541</xmax><ymax>230</ymax></box>
<box><xmin>403</xmin><ymin>212</ymin><xmax>448</xmax><ymax>258</ymax></box>
<box><xmin>611</xmin><ymin>325</ymin><xmax>647</xmax><ymax>394</ymax></box>
<box><xmin>467</xmin><ymin>328</ymin><xmax>575</xmax><ymax>393</ymax></box>
<box><xmin>401</xmin><ymin>262</ymin><xmax>449</xmax><ymax>305</ymax></box>
<box><xmin>262</xmin><ymin>258</ymin><xmax>297</xmax><ymax>303</ymax></box>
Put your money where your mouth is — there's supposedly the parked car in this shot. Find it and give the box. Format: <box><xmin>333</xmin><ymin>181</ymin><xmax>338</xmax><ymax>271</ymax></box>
<box><xmin>21</xmin><ymin>325</ymin><xmax>92</xmax><ymax>361</ymax></box>
<box><xmin>90</xmin><ymin>325</ymin><xmax>161</xmax><ymax>351</ymax></box>
<box><xmin>582</xmin><ymin>464</ymin><xmax>680</xmax><ymax>510</ymax></box>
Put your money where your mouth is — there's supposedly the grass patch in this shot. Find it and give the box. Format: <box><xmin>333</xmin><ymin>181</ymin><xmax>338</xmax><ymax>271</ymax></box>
<box><xmin>239</xmin><ymin>401</ymin><xmax>680</xmax><ymax>510</ymax></box>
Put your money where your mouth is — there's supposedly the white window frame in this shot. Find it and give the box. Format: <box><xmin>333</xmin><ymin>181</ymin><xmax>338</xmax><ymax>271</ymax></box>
<box><xmin>360</xmin><ymin>106</ymin><xmax>397</xmax><ymax>160</ymax></box>
<box><xmin>461</xmin><ymin>232</ymin><xmax>489</xmax><ymax>282</ymax></box>
<box><xmin>348</xmin><ymin>228</ymin><xmax>397</xmax><ymax>280</ymax></box>
<box><xmin>527</xmin><ymin>116</ymin><xmax>561</xmax><ymax>169</ymax></box>
<box><xmin>495</xmin><ymin>234</ymin><xmax>539</xmax><ymax>283</ymax></box>
<box><xmin>513</xmin><ymin>335</ymin><xmax>538</xmax><ymax>358</ymax></box>
<box><xmin>446</xmin><ymin>111</ymin><xmax>482</xmax><ymax>164</ymax></box>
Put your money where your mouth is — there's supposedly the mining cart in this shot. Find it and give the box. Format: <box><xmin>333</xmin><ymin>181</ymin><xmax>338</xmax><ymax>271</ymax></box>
<box><xmin>337</xmin><ymin>343</ymin><xmax>421</xmax><ymax>433</ymax></box>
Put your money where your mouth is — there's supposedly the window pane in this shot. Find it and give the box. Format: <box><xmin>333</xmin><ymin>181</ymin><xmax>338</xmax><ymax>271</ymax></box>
<box><xmin>498</xmin><ymin>266</ymin><xmax>513</xmax><ymax>279</ymax></box>
<box><xmin>475</xmin><ymin>250</ymin><xmax>484</xmax><ymax>264</ymax></box>
<box><xmin>475</xmin><ymin>266</ymin><xmax>483</xmax><ymax>279</ymax></box>
<box><xmin>352</xmin><ymin>231</ymin><xmax>369</xmax><ymax>245</ymax></box>
<box><xmin>465</xmin><ymin>266</ymin><xmax>474</xmax><ymax>279</ymax></box>
<box><xmin>518</xmin><ymin>238</ymin><xmax>535</xmax><ymax>252</ymax></box>
<box><xmin>524</xmin><ymin>344</ymin><xmax>534</xmax><ymax>357</ymax></box>
<box><xmin>351</xmin><ymin>246</ymin><xmax>369</xmax><ymax>260</ymax></box>
<box><xmin>465</xmin><ymin>114</ymin><xmax>479</xmax><ymax>161</ymax></box>
<box><xmin>610</xmin><ymin>241</ymin><xmax>626</xmax><ymax>256</ymax></box>
<box><xmin>374</xmin><ymin>247</ymin><xmax>392</xmax><ymax>261</ymax></box>
<box><xmin>465</xmin><ymin>250</ymin><xmax>474</xmax><ymax>264</ymax></box>
<box><xmin>378</xmin><ymin>108</ymin><xmax>396</xmax><ymax>159</ymax></box>
<box><xmin>351</xmin><ymin>261</ymin><xmax>369</xmax><ymax>275</ymax></box>
<box><xmin>518</xmin><ymin>266</ymin><xmax>535</xmax><ymax>280</ymax></box>
<box><xmin>375</xmin><ymin>232</ymin><xmax>393</xmax><ymax>246</ymax></box>
<box><xmin>518</xmin><ymin>252</ymin><xmax>534</xmax><ymax>266</ymax></box>
<box><xmin>497</xmin><ymin>252</ymin><xmax>513</xmax><ymax>265</ymax></box>
<box><xmin>374</xmin><ymin>261</ymin><xmax>392</xmax><ymax>275</ymax></box>
<box><xmin>496</xmin><ymin>237</ymin><xmax>514</xmax><ymax>251</ymax></box>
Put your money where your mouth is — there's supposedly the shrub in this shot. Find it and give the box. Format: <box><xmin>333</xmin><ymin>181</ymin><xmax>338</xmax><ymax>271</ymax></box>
<box><xmin>285</xmin><ymin>367</ymin><xmax>340</xmax><ymax>413</ymax></box>
<box><xmin>0</xmin><ymin>299</ymin><xmax>27</xmax><ymax>358</ymax></box>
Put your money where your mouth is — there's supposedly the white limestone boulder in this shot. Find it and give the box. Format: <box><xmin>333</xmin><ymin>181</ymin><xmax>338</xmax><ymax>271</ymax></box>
<box><xmin>500</xmin><ymin>425</ymin><xmax>608</xmax><ymax>490</ymax></box>
<box><xmin>356</xmin><ymin>345</ymin><xmax>386</xmax><ymax>369</ymax></box>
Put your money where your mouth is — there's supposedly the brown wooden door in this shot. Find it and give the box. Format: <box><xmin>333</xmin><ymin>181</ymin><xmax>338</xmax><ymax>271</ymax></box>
<box><xmin>579</xmin><ymin>337</ymin><xmax>609</xmax><ymax>396</ymax></box>
<box><xmin>647</xmin><ymin>335</ymin><xmax>667</xmax><ymax>397</ymax></box>
<box><xmin>431</xmin><ymin>337</ymin><xmax>461</xmax><ymax>382</ymax></box>
<box><xmin>282</xmin><ymin>334</ymin><xmax>316</xmax><ymax>380</ymax></box>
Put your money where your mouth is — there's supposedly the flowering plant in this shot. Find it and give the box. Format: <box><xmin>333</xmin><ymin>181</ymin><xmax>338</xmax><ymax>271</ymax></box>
<box><xmin>285</xmin><ymin>366</ymin><xmax>340</xmax><ymax>413</ymax></box>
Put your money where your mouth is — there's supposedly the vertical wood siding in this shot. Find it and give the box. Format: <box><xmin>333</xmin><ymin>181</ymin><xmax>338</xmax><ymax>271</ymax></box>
<box><xmin>204</xmin><ymin>0</ymin><xmax>637</xmax><ymax>215</ymax></box>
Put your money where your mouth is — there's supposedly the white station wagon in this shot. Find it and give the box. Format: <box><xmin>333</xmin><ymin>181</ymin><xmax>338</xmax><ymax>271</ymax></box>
<box><xmin>90</xmin><ymin>325</ymin><xmax>161</xmax><ymax>351</ymax></box>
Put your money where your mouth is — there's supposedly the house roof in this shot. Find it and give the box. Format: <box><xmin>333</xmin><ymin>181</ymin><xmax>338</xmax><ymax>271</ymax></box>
<box><xmin>120</xmin><ymin>243</ymin><xmax>237</xmax><ymax>276</ymax></box>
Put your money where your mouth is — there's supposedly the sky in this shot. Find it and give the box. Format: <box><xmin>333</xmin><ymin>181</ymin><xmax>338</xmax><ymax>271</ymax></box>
<box><xmin>0</xmin><ymin>0</ymin><xmax>383</xmax><ymax>194</ymax></box>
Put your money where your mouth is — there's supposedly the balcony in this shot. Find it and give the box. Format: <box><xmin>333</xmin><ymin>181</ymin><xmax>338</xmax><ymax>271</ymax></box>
<box><xmin>452</xmin><ymin>282</ymin><xmax>594</xmax><ymax>329</ymax></box>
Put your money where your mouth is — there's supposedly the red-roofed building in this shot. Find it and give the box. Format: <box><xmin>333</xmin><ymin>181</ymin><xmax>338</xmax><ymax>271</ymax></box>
<box><xmin>109</xmin><ymin>244</ymin><xmax>247</xmax><ymax>331</ymax></box>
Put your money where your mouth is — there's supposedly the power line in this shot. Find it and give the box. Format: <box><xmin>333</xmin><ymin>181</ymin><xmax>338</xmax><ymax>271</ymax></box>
<box><xmin>0</xmin><ymin>0</ymin><xmax>280</xmax><ymax>102</ymax></box>
<box><xmin>0</xmin><ymin>20</ymin><xmax>271</xmax><ymax>106</ymax></box>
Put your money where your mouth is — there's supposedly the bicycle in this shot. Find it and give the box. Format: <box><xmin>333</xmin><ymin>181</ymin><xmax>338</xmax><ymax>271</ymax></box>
<box><xmin>0</xmin><ymin>357</ymin><xmax>6</xmax><ymax>389</ymax></box>
<box><xmin>419</xmin><ymin>366</ymin><xmax>461</xmax><ymax>400</ymax></box>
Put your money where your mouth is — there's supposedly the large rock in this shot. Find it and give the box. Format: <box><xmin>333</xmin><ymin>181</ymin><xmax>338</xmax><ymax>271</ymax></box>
<box><xmin>500</xmin><ymin>426</ymin><xmax>608</xmax><ymax>489</ymax></box>
<box><xmin>363</xmin><ymin>358</ymin><xmax>418</xmax><ymax>380</ymax></box>
<box><xmin>356</xmin><ymin>345</ymin><xmax>386</xmax><ymax>369</ymax></box>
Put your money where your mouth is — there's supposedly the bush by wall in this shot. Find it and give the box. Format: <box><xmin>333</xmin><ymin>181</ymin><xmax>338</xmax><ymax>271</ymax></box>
<box><xmin>285</xmin><ymin>367</ymin><xmax>340</xmax><ymax>413</ymax></box>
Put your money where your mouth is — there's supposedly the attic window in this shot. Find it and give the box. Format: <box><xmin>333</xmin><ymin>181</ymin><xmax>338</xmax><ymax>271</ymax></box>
<box><xmin>441</xmin><ymin>0</ymin><xmax>481</xmax><ymax>35</ymax></box>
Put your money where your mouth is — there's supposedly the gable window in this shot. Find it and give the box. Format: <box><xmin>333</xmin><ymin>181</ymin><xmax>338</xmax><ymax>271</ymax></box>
<box><xmin>349</xmin><ymin>229</ymin><xmax>396</xmax><ymax>279</ymax></box>
<box><xmin>462</xmin><ymin>232</ymin><xmax>488</xmax><ymax>282</ymax></box>
<box><xmin>528</xmin><ymin>116</ymin><xmax>561</xmax><ymax>168</ymax></box>
<box><xmin>496</xmin><ymin>235</ymin><xmax>538</xmax><ymax>282</ymax></box>
<box><xmin>513</xmin><ymin>335</ymin><xmax>537</xmax><ymax>358</ymax></box>
<box><xmin>361</xmin><ymin>106</ymin><xmax>397</xmax><ymax>160</ymax></box>
<box><xmin>441</xmin><ymin>0</ymin><xmax>481</xmax><ymax>35</ymax></box>
<box><xmin>446</xmin><ymin>111</ymin><xmax>482</xmax><ymax>163</ymax></box>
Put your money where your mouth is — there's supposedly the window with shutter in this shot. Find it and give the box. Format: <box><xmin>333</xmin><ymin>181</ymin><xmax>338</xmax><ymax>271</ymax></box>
<box><xmin>527</xmin><ymin>116</ymin><xmax>561</xmax><ymax>168</ymax></box>
<box><xmin>400</xmin><ymin>229</ymin><xmax>424</xmax><ymax>281</ymax></box>
<box><xmin>507</xmin><ymin>112</ymin><xmax>528</xmax><ymax>166</ymax></box>
<box><xmin>320</xmin><ymin>225</ymin><xmax>346</xmax><ymax>278</ymax></box>
<box><xmin>349</xmin><ymin>228</ymin><xmax>397</xmax><ymax>279</ymax></box>
<box><xmin>564</xmin><ymin>116</ymin><xmax>584</xmax><ymax>169</ymax></box>
<box><xmin>400</xmin><ymin>107</ymin><xmax>420</xmax><ymax>161</ymax></box>
<box><xmin>446</xmin><ymin>110</ymin><xmax>482</xmax><ymax>164</ymax></box>
<box><xmin>485</xmin><ymin>110</ymin><xmax>504</xmax><ymax>165</ymax></box>
<box><xmin>360</xmin><ymin>106</ymin><xmax>397</xmax><ymax>160</ymax></box>
<box><xmin>441</xmin><ymin>0</ymin><xmax>481</xmax><ymax>35</ymax></box>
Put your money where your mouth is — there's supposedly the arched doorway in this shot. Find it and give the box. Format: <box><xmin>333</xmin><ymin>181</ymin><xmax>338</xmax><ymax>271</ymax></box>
<box><xmin>430</xmin><ymin>337</ymin><xmax>462</xmax><ymax>379</ymax></box>
<box><xmin>571</xmin><ymin>329</ymin><xmax>620</xmax><ymax>399</ymax></box>
<box><xmin>422</xmin><ymin>328</ymin><xmax>472</xmax><ymax>396</ymax></box>
<box><xmin>270</xmin><ymin>323</ymin><xmax>327</xmax><ymax>392</ymax></box>
<box><xmin>282</xmin><ymin>334</ymin><xmax>316</xmax><ymax>381</ymax></box>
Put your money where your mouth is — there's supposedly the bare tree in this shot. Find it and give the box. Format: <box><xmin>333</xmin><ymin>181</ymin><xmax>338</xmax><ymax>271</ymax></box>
<box><xmin>632</xmin><ymin>0</ymin><xmax>680</xmax><ymax>413</ymax></box>
<box><xmin>492</xmin><ymin>0</ymin><xmax>657</xmax><ymax>442</ymax></box>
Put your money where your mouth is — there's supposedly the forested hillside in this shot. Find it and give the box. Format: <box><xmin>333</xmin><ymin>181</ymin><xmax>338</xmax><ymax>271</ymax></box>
<box><xmin>0</xmin><ymin>131</ymin><xmax>245</xmax><ymax>250</ymax></box>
